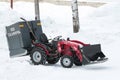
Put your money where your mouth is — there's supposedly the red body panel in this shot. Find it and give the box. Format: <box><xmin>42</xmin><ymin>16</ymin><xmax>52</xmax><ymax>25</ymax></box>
<box><xmin>70</xmin><ymin>40</ymin><xmax>90</xmax><ymax>46</ymax></box>
<box><xmin>57</xmin><ymin>40</ymin><xmax>88</xmax><ymax>62</ymax></box>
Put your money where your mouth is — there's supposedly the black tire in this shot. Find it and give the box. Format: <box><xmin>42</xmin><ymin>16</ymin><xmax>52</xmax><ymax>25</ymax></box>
<box><xmin>74</xmin><ymin>60</ymin><xmax>82</xmax><ymax>66</ymax></box>
<box><xmin>47</xmin><ymin>57</ymin><xmax>59</xmax><ymax>64</ymax></box>
<box><xmin>60</xmin><ymin>55</ymin><xmax>73</xmax><ymax>68</ymax></box>
<box><xmin>74</xmin><ymin>56</ymin><xmax>82</xmax><ymax>66</ymax></box>
<box><xmin>30</xmin><ymin>47</ymin><xmax>46</xmax><ymax>65</ymax></box>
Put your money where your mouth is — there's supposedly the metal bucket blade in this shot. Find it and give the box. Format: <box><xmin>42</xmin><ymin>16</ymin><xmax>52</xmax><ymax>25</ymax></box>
<box><xmin>82</xmin><ymin>44</ymin><xmax>101</xmax><ymax>58</ymax></box>
<box><xmin>82</xmin><ymin>44</ymin><xmax>105</xmax><ymax>64</ymax></box>
<box><xmin>10</xmin><ymin>48</ymin><xmax>27</xmax><ymax>57</ymax></box>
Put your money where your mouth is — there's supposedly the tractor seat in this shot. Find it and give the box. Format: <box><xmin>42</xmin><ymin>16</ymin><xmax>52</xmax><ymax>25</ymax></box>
<box><xmin>39</xmin><ymin>33</ymin><xmax>49</xmax><ymax>44</ymax></box>
<box><xmin>39</xmin><ymin>33</ymin><xmax>53</xmax><ymax>50</ymax></box>
<box><xmin>39</xmin><ymin>33</ymin><xmax>58</xmax><ymax>54</ymax></box>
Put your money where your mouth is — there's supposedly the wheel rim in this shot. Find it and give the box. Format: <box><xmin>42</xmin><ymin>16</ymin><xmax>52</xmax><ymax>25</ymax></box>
<box><xmin>33</xmin><ymin>51</ymin><xmax>41</xmax><ymax>63</ymax></box>
<box><xmin>62</xmin><ymin>58</ymin><xmax>71</xmax><ymax>66</ymax></box>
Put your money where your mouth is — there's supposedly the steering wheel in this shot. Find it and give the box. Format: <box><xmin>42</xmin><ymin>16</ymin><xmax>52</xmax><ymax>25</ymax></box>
<box><xmin>53</xmin><ymin>36</ymin><xmax>62</xmax><ymax>41</ymax></box>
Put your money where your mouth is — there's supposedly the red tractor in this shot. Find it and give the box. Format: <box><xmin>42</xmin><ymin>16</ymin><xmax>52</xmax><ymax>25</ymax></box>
<box><xmin>6</xmin><ymin>19</ymin><xmax>108</xmax><ymax>68</ymax></box>
<box><xmin>30</xmin><ymin>34</ymin><xmax>108</xmax><ymax>68</ymax></box>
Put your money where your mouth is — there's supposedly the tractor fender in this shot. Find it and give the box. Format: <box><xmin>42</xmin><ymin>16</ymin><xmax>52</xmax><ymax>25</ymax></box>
<box><xmin>33</xmin><ymin>43</ymin><xmax>50</xmax><ymax>56</ymax></box>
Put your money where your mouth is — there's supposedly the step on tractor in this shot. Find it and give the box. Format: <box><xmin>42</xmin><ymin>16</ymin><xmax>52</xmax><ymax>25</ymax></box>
<box><xmin>6</xmin><ymin>18</ymin><xmax>108</xmax><ymax>68</ymax></box>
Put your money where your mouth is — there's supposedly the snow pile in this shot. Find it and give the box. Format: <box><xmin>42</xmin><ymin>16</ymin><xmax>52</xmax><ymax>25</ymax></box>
<box><xmin>0</xmin><ymin>1</ymin><xmax>120</xmax><ymax>80</ymax></box>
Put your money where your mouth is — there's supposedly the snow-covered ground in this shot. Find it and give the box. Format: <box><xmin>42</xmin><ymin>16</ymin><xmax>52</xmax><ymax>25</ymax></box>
<box><xmin>0</xmin><ymin>1</ymin><xmax>120</xmax><ymax>80</ymax></box>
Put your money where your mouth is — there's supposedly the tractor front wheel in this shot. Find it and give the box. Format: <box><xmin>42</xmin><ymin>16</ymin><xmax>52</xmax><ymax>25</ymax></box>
<box><xmin>60</xmin><ymin>55</ymin><xmax>73</xmax><ymax>68</ymax></box>
<box><xmin>30</xmin><ymin>47</ymin><xmax>46</xmax><ymax>65</ymax></box>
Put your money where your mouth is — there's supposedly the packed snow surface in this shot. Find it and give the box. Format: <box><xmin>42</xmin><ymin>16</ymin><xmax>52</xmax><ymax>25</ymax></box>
<box><xmin>0</xmin><ymin>1</ymin><xmax>120</xmax><ymax>80</ymax></box>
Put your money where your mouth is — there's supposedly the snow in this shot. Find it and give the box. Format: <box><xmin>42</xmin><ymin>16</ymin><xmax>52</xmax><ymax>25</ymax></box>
<box><xmin>0</xmin><ymin>1</ymin><xmax>120</xmax><ymax>80</ymax></box>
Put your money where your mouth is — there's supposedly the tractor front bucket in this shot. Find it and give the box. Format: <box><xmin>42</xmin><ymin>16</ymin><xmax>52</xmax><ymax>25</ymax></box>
<box><xmin>81</xmin><ymin>44</ymin><xmax>108</xmax><ymax>65</ymax></box>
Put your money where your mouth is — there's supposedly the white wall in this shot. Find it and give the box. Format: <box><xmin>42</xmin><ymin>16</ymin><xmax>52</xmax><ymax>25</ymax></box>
<box><xmin>0</xmin><ymin>0</ymin><xmax>66</xmax><ymax>2</ymax></box>
<box><xmin>0</xmin><ymin>0</ymin><xmax>118</xmax><ymax>2</ymax></box>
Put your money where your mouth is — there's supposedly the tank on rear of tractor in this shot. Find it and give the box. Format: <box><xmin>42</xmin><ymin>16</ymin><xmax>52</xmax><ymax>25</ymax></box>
<box><xmin>6</xmin><ymin>19</ymin><xmax>60</xmax><ymax>65</ymax></box>
<box><xmin>6</xmin><ymin>19</ymin><xmax>108</xmax><ymax>68</ymax></box>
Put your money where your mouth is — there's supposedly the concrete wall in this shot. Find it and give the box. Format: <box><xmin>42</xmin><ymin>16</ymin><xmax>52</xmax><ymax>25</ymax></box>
<box><xmin>0</xmin><ymin>0</ymin><xmax>65</xmax><ymax>2</ymax></box>
<box><xmin>0</xmin><ymin>0</ymin><xmax>8</xmax><ymax>2</ymax></box>
<box><xmin>1</xmin><ymin>0</ymin><xmax>105</xmax><ymax>7</ymax></box>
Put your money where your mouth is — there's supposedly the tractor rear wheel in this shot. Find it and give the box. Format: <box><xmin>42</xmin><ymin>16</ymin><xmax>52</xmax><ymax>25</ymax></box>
<box><xmin>60</xmin><ymin>55</ymin><xmax>73</xmax><ymax>68</ymax></box>
<box><xmin>30</xmin><ymin>47</ymin><xmax>46</xmax><ymax>65</ymax></box>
